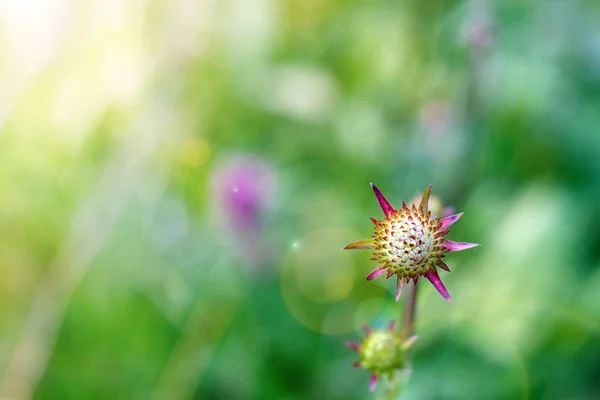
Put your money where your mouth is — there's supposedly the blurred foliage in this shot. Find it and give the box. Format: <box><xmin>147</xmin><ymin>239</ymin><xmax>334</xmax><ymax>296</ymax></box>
<box><xmin>0</xmin><ymin>0</ymin><xmax>600</xmax><ymax>399</ymax></box>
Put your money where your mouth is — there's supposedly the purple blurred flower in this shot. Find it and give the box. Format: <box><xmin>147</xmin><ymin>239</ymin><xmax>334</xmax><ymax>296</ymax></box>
<box><xmin>210</xmin><ymin>155</ymin><xmax>277</xmax><ymax>267</ymax></box>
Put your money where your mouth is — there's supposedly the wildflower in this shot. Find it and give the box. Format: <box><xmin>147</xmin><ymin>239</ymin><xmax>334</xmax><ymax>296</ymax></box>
<box><xmin>343</xmin><ymin>184</ymin><xmax>479</xmax><ymax>303</ymax></box>
<box><xmin>345</xmin><ymin>321</ymin><xmax>418</xmax><ymax>392</ymax></box>
<box><xmin>211</xmin><ymin>155</ymin><xmax>276</xmax><ymax>231</ymax></box>
<box><xmin>210</xmin><ymin>155</ymin><xmax>276</xmax><ymax>268</ymax></box>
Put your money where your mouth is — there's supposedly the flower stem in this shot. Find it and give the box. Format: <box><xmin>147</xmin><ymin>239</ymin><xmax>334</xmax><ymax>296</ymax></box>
<box><xmin>401</xmin><ymin>281</ymin><xmax>418</xmax><ymax>339</ymax></box>
<box><xmin>380</xmin><ymin>283</ymin><xmax>419</xmax><ymax>400</ymax></box>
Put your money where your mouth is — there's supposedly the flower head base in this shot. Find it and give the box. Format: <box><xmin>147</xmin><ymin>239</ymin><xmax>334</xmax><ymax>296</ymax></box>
<box><xmin>343</xmin><ymin>184</ymin><xmax>479</xmax><ymax>303</ymax></box>
<box><xmin>345</xmin><ymin>321</ymin><xmax>418</xmax><ymax>392</ymax></box>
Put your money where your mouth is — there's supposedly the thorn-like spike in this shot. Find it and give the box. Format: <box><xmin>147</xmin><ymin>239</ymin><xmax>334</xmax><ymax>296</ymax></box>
<box><xmin>395</xmin><ymin>277</ymin><xmax>405</xmax><ymax>303</ymax></box>
<box><xmin>439</xmin><ymin>212</ymin><xmax>464</xmax><ymax>230</ymax></box>
<box><xmin>343</xmin><ymin>239</ymin><xmax>375</xmax><ymax>251</ymax></box>
<box><xmin>402</xmin><ymin>335</ymin><xmax>419</xmax><ymax>350</ymax></box>
<box><xmin>419</xmin><ymin>185</ymin><xmax>432</xmax><ymax>213</ymax></box>
<box><xmin>402</xmin><ymin>201</ymin><xmax>408</xmax><ymax>210</ymax></box>
<box><xmin>366</xmin><ymin>266</ymin><xmax>386</xmax><ymax>281</ymax></box>
<box><xmin>425</xmin><ymin>269</ymin><xmax>453</xmax><ymax>303</ymax></box>
<box><xmin>369</xmin><ymin>374</ymin><xmax>379</xmax><ymax>392</ymax></box>
<box><xmin>388</xmin><ymin>320</ymin><xmax>396</xmax><ymax>332</ymax></box>
<box><xmin>362</xmin><ymin>324</ymin><xmax>372</xmax><ymax>335</ymax></box>
<box><xmin>438</xmin><ymin>260</ymin><xmax>451</xmax><ymax>272</ymax></box>
<box><xmin>370</xmin><ymin>217</ymin><xmax>380</xmax><ymax>226</ymax></box>
<box><xmin>443</xmin><ymin>240</ymin><xmax>480</xmax><ymax>252</ymax></box>
<box><xmin>370</xmin><ymin>183</ymin><xmax>396</xmax><ymax>218</ymax></box>
<box><xmin>345</xmin><ymin>341</ymin><xmax>360</xmax><ymax>352</ymax></box>
<box><xmin>386</xmin><ymin>270</ymin><xmax>394</xmax><ymax>279</ymax></box>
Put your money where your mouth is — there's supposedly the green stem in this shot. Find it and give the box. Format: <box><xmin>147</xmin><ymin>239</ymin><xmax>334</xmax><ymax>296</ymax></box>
<box><xmin>380</xmin><ymin>282</ymin><xmax>418</xmax><ymax>400</ymax></box>
<box><xmin>401</xmin><ymin>281</ymin><xmax>418</xmax><ymax>340</ymax></box>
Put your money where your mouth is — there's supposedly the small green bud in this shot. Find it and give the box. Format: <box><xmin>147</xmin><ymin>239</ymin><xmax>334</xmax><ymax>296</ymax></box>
<box><xmin>345</xmin><ymin>322</ymin><xmax>418</xmax><ymax>392</ymax></box>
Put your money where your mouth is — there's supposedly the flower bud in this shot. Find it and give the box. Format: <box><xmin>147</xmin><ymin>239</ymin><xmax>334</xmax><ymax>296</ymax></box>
<box><xmin>345</xmin><ymin>322</ymin><xmax>418</xmax><ymax>392</ymax></box>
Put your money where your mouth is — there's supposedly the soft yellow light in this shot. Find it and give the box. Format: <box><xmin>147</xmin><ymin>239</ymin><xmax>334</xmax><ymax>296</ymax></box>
<box><xmin>179</xmin><ymin>137</ymin><xmax>210</xmax><ymax>168</ymax></box>
<box><xmin>323</xmin><ymin>268</ymin><xmax>353</xmax><ymax>301</ymax></box>
<box><xmin>280</xmin><ymin>227</ymin><xmax>385</xmax><ymax>334</ymax></box>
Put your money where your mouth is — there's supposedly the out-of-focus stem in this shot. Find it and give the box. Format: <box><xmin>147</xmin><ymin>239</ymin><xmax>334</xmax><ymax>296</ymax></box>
<box><xmin>380</xmin><ymin>281</ymin><xmax>418</xmax><ymax>400</ymax></box>
<box><xmin>401</xmin><ymin>281</ymin><xmax>418</xmax><ymax>339</ymax></box>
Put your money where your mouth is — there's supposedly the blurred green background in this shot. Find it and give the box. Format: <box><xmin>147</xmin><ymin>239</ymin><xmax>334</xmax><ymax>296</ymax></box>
<box><xmin>1</xmin><ymin>0</ymin><xmax>600</xmax><ymax>399</ymax></box>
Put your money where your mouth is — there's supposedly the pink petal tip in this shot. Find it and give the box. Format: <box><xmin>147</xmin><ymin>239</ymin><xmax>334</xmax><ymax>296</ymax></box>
<box><xmin>370</xmin><ymin>183</ymin><xmax>395</xmax><ymax>217</ymax></box>
<box><xmin>345</xmin><ymin>341</ymin><xmax>360</xmax><ymax>352</ymax></box>
<box><xmin>369</xmin><ymin>374</ymin><xmax>379</xmax><ymax>392</ymax></box>
<box><xmin>402</xmin><ymin>334</ymin><xmax>419</xmax><ymax>350</ymax></box>
<box><xmin>366</xmin><ymin>266</ymin><xmax>386</xmax><ymax>281</ymax></box>
<box><xmin>439</xmin><ymin>212</ymin><xmax>464</xmax><ymax>230</ymax></box>
<box><xmin>388</xmin><ymin>320</ymin><xmax>396</xmax><ymax>332</ymax></box>
<box><xmin>444</xmin><ymin>240</ymin><xmax>480</xmax><ymax>252</ymax></box>
<box><xmin>425</xmin><ymin>269</ymin><xmax>453</xmax><ymax>303</ymax></box>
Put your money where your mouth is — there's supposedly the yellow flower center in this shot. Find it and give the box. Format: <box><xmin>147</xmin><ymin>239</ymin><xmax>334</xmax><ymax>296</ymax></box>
<box><xmin>372</xmin><ymin>206</ymin><xmax>444</xmax><ymax>279</ymax></box>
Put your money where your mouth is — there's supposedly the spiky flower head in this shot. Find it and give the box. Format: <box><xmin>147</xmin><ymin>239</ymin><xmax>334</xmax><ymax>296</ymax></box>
<box><xmin>345</xmin><ymin>321</ymin><xmax>418</xmax><ymax>392</ymax></box>
<box><xmin>343</xmin><ymin>184</ymin><xmax>479</xmax><ymax>303</ymax></box>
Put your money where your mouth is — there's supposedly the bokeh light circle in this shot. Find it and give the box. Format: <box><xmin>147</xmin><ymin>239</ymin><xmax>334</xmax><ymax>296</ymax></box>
<box><xmin>281</xmin><ymin>227</ymin><xmax>386</xmax><ymax>335</ymax></box>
